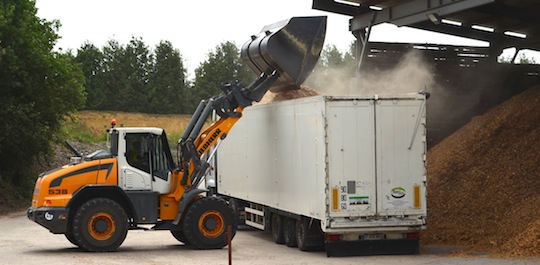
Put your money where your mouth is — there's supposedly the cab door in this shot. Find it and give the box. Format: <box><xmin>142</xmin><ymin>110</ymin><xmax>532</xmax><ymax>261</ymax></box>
<box><xmin>121</xmin><ymin>132</ymin><xmax>173</xmax><ymax>194</ymax></box>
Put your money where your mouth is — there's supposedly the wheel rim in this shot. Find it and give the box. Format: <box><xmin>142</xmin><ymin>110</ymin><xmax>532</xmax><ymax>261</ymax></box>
<box><xmin>88</xmin><ymin>212</ymin><xmax>116</xmax><ymax>240</ymax></box>
<box><xmin>198</xmin><ymin>210</ymin><xmax>225</xmax><ymax>238</ymax></box>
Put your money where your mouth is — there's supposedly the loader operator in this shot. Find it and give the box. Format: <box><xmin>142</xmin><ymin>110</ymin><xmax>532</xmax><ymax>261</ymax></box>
<box><xmin>127</xmin><ymin>137</ymin><xmax>148</xmax><ymax>172</ymax></box>
<box><xmin>127</xmin><ymin>140</ymin><xmax>140</xmax><ymax>164</ymax></box>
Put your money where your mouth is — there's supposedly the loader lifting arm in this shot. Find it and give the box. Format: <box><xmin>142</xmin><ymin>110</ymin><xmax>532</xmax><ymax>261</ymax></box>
<box><xmin>173</xmin><ymin>16</ymin><xmax>327</xmax><ymax>223</ymax></box>
<box><xmin>178</xmin><ymin>70</ymin><xmax>280</xmax><ymax>189</ymax></box>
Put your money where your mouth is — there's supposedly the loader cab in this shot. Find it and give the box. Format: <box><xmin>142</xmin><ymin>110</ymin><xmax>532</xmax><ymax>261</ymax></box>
<box><xmin>110</xmin><ymin>127</ymin><xmax>175</xmax><ymax>194</ymax></box>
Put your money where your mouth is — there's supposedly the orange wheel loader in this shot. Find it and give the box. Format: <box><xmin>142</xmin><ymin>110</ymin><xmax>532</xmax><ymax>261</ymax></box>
<box><xmin>27</xmin><ymin>16</ymin><xmax>326</xmax><ymax>252</ymax></box>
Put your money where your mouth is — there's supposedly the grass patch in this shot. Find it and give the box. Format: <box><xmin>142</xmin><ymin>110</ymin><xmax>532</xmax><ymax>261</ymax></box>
<box><xmin>71</xmin><ymin>110</ymin><xmax>211</xmax><ymax>145</ymax></box>
<box><xmin>60</xmin><ymin>118</ymin><xmax>107</xmax><ymax>143</ymax></box>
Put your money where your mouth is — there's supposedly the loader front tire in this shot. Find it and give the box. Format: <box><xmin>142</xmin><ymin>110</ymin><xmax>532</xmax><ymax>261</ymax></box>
<box><xmin>72</xmin><ymin>198</ymin><xmax>128</xmax><ymax>252</ymax></box>
<box><xmin>182</xmin><ymin>196</ymin><xmax>236</xmax><ymax>249</ymax></box>
<box><xmin>171</xmin><ymin>229</ymin><xmax>190</xmax><ymax>245</ymax></box>
<box><xmin>65</xmin><ymin>233</ymin><xmax>78</xmax><ymax>247</ymax></box>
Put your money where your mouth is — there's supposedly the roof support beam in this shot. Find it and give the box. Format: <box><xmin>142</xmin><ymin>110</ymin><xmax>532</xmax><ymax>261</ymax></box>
<box><xmin>411</xmin><ymin>20</ymin><xmax>533</xmax><ymax>50</ymax></box>
<box><xmin>312</xmin><ymin>0</ymin><xmax>370</xmax><ymax>16</ymax></box>
<box><xmin>350</xmin><ymin>0</ymin><xmax>495</xmax><ymax>32</ymax></box>
<box><xmin>476</xmin><ymin>3</ymin><xmax>540</xmax><ymax>24</ymax></box>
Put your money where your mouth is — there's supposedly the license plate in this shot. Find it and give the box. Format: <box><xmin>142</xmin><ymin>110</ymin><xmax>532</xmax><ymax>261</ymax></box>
<box><xmin>362</xmin><ymin>234</ymin><xmax>384</xmax><ymax>240</ymax></box>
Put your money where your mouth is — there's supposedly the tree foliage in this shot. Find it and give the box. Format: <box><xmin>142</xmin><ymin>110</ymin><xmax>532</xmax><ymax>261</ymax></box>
<box><xmin>498</xmin><ymin>50</ymin><xmax>538</xmax><ymax>64</ymax></box>
<box><xmin>0</xmin><ymin>0</ymin><xmax>85</xmax><ymax>184</ymax></box>
<box><xmin>149</xmin><ymin>41</ymin><xmax>188</xmax><ymax>113</ymax></box>
<box><xmin>75</xmin><ymin>38</ymin><xmax>189</xmax><ymax>113</ymax></box>
<box><xmin>190</xmin><ymin>41</ymin><xmax>255</xmax><ymax>111</ymax></box>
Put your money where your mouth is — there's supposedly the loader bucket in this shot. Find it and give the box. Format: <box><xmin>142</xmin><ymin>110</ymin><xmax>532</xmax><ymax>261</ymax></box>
<box><xmin>241</xmin><ymin>16</ymin><xmax>327</xmax><ymax>92</ymax></box>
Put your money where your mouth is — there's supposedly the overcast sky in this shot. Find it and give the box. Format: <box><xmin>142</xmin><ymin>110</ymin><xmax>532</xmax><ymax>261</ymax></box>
<box><xmin>35</xmin><ymin>0</ymin><xmax>489</xmax><ymax>77</ymax></box>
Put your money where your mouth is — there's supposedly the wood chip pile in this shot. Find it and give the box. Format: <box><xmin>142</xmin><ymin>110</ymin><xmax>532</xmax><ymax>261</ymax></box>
<box><xmin>422</xmin><ymin>85</ymin><xmax>540</xmax><ymax>257</ymax></box>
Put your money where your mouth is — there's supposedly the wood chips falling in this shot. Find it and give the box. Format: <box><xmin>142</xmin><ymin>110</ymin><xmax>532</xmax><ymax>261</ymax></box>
<box><xmin>257</xmin><ymin>85</ymin><xmax>320</xmax><ymax>104</ymax></box>
<box><xmin>422</xmin><ymin>85</ymin><xmax>540</xmax><ymax>257</ymax></box>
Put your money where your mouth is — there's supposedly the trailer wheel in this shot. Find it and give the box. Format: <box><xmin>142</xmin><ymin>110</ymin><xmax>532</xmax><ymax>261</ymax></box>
<box><xmin>271</xmin><ymin>213</ymin><xmax>285</xmax><ymax>244</ymax></box>
<box><xmin>182</xmin><ymin>196</ymin><xmax>236</xmax><ymax>249</ymax></box>
<box><xmin>283</xmin><ymin>217</ymin><xmax>297</xmax><ymax>247</ymax></box>
<box><xmin>295</xmin><ymin>219</ymin><xmax>309</xmax><ymax>251</ymax></box>
<box><xmin>72</xmin><ymin>198</ymin><xmax>128</xmax><ymax>252</ymax></box>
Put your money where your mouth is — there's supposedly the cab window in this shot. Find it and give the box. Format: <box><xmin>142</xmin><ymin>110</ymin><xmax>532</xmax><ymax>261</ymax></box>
<box><xmin>125</xmin><ymin>132</ymin><xmax>172</xmax><ymax>181</ymax></box>
<box><xmin>126</xmin><ymin>133</ymin><xmax>150</xmax><ymax>172</ymax></box>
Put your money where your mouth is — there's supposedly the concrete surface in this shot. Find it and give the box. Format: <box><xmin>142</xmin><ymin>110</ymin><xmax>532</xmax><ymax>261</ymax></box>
<box><xmin>3</xmin><ymin>211</ymin><xmax>539</xmax><ymax>265</ymax></box>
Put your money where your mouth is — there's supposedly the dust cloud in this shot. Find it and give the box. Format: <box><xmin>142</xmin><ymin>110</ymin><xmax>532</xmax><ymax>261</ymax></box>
<box><xmin>356</xmin><ymin>50</ymin><xmax>436</xmax><ymax>94</ymax></box>
<box><xmin>258</xmin><ymin>50</ymin><xmax>444</xmax><ymax>106</ymax></box>
<box><xmin>307</xmin><ymin>50</ymin><xmax>440</xmax><ymax>96</ymax></box>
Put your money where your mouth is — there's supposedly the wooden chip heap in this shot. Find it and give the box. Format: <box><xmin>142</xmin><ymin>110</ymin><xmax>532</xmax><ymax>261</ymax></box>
<box><xmin>422</xmin><ymin>85</ymin><xmax>540</xmax><ymax>257</ymax></box>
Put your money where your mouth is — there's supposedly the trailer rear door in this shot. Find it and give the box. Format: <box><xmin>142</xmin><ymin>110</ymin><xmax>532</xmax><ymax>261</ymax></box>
<box><xmin>376</xmin><ymin>98</ymin><xmax>427</xmax><ymax>217</ymax></box>
<box><xmin>326</xmin><ymin>99</ymin><xmax>377</xmax><ymax>217</ymax></box>
<box><xmin>326</xmin><ymin>96</ymin><xmax>427</xmax><ymax>222</ymax></box>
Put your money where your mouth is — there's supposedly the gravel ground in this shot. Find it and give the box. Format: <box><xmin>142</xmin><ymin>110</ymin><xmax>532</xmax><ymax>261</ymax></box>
<box><xmin>4</xmin><ymin>211</ymin><xmax>540</xmax><ymax>265</ymax></box>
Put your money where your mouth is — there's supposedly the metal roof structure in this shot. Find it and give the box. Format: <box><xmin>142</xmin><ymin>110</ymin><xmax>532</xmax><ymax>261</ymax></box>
<box><xmin>313</xmin><ymin>0</ymin><xmax>540</xmax><ymax>53</ymax></box>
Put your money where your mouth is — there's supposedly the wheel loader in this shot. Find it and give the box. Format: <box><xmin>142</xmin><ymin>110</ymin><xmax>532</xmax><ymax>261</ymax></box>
<box><xmin>27</xmin><ymin>16</ymin><xmax>327</xmax><ymax>252</ymax></box>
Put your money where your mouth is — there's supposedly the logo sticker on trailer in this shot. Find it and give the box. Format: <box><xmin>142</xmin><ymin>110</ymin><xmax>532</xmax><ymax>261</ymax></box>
<box><xmin>391</xmin><ymin>187</ymin><xmax>406</xmax><ymax>199</ymax></box>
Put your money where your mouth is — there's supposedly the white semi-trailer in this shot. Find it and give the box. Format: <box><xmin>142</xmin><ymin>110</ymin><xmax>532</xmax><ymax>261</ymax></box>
<box><xmin>215</xmin><ymin>93</ymin><xmax>428</xmax><ymax>256</ymax></box>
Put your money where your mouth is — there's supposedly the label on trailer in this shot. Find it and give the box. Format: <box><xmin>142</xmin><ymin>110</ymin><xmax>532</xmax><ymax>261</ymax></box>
<box><xmin>386</xmin><ymin>186</ymin><xmax>411</xmax><ymax>208</ymax></box>
<box><xmin>349</xmin><ymin>196</ymin><xmax>369</xmax><ymax>205</ymax></box>
<box><xmin>332</xmin><ymin>181</ymin><xmax>374</xmax><ymax>211</ymax></box>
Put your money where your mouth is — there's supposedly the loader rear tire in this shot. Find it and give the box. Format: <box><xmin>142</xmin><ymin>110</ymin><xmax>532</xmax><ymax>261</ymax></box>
<box><xmin>271</xmin><ymin>213</ymin><xmax>285</xmax><ymax>244</ymax></box>
<box><xmin>72</xmin><ymin>198</ymin><xmax>128</xmax><ymax>252</ymax></box>
<box><xmin>182</xmin><ymin>196</ymin><xmax>236</xmax><ymax>249</ymax></box>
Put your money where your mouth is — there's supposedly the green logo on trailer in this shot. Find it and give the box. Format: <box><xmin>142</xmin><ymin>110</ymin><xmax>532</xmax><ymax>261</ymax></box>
<box><xmin>391</xmin><ymin>187</ymin><xmax>406</xmax><ymax>199</ymax></box>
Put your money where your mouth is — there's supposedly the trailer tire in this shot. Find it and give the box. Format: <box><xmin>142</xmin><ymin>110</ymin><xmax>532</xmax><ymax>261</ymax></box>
<box><xmin>283</xmin><ymin>217</ymin><xmax>297</xmax><ymax>247</ymax></box>
<box><xmin>72</xmin><ymin>198</ymin><xmax>128</xmax><ymax>252</ymax></box>
<box><xmin>182</xmin><ymin>196</ymin><xmax>236</xmax><ymax>249</ymax></box>
<box><xmin>295</xmin><ymin>219</ymin><xmax>309</xmax><ymax>251</ymax></box>
<box><xmin>271</xmin><ymin>213</ymin><xmax>285</xmax><ymax>244</ymax></box>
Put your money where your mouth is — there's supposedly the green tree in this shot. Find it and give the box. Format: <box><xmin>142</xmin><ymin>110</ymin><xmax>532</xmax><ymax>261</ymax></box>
<box><xmin>149</xmin><ymin>40</ymin><xmax>188</xmax><ymax>113</ymax></box>
<box><xmin>190</xmin><ymin>41</ymin><xmax>254</xmax><ymax>111</ymax></box>
<box><xmin>0</xmin><ymin>0</ymin><xmax>85</xmax><ymax>186</ymax></box>
<box><xmin>100</xmin><ymin>39</ymin><xmax>129</xmax><ymax>110</ymax></box>
<box><xmin>123</xmin><ymin>37</ymin><xmax>152</xmax><ymax>112</ymax></box>
<box><xmin>76</xmin><ymin>42</ymin><xmax>106</xmax><ymax>109</ymax></box>
<box><xmin>497</xmin><ymin>49</ymin><xmax>538</xmax><ymax>64</ymax></box>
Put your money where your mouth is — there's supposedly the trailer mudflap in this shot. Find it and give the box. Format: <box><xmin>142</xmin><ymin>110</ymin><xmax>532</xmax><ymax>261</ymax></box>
<box><xmin>325</xmin><ymin>238</ymin><xmax>420</xmax><ymax>257</ymax></box>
